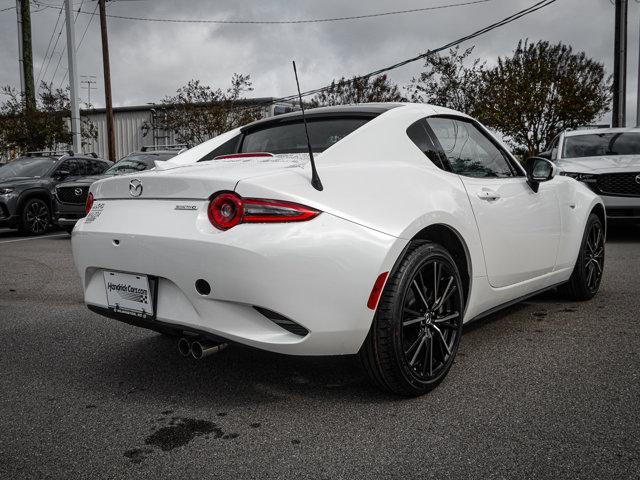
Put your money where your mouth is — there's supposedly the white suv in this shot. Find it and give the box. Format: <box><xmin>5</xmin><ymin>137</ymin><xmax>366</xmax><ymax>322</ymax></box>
<box><xmin>542</xmin><ymin>127</ymin><xmax>640</xmax><ymax>221</ymax></box>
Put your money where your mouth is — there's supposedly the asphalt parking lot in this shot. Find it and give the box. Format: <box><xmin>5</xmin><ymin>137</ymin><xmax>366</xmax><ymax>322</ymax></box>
<box><xmin>1</xmin><ymin>225</ymin><xmax>639</xmax><ymax>479</ymax></box>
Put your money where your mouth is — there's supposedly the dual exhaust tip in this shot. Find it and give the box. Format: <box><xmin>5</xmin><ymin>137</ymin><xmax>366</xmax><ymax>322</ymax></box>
<box><xmin>177</xmin><ymin>337</ymin><xmax>228</xmax><ymax>359</ymax></box>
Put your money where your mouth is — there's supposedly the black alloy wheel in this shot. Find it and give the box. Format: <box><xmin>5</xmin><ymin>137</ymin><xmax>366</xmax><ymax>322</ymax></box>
<box><xmin>360</xmin><ymin>242</ymin><xmax>464</xmax><ymax>396</ymax></box>
<box><xmin>583</xmin><ymin>218</ymin><xmax>605</xmax><ymax>293</ymax></box>
<box><xmin>401</xmin><ymin>257</ymin><xmax>462</xmax><ymax>382</ymax></box>
<box><xmin>560</xmin><ymin>213</ymin><xmax>605</xmax><ymax>301</ymax></box>
<box><xmin>20</xmin><ymin>198</ymin><xmax>51</xmax><ymax>235</ymax></box>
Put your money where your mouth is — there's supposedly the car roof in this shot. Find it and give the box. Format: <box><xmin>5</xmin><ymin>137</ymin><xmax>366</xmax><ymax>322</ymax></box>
<box><xmin>241</xmin><ymin>103</ymin><xmax>406</xmax><ymax>132</ymax></box>
<box><xmin>133</xmin><ymin>150</ymin><xmax>179</xmax><ymax>155</ymax></box>
<box><xmin>19</xmin><ymin>153</ymin><xmax>107</xmax><ymax>162</ymax></box>
<box><xmin>564</xmin><ymin>127</ymin><xmax>640</xmax><ymax>137</ymax></box>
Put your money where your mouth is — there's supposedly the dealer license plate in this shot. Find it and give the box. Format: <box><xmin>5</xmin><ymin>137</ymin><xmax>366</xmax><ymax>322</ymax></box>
<box><xmin>103</xmin><ymin>271</ymin><xmax>154</xmax><ymax>318</ymax></box>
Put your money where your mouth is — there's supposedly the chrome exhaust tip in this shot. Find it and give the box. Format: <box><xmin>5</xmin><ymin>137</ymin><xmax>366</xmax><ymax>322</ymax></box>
<box><xmin>191</xmin><ymin>340</ymin><xmax>228</xmax><ymax>360</ymax></box>
<box><xmin>177</xmin><ymin>337</ymin><xmax>192</xmax><ymax>357</ymax></box>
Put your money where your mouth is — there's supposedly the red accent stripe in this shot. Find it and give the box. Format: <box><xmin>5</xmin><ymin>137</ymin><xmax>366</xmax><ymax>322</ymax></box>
<box><xmin>213</xmin><ymin>152</ymin><xmax>274</xmax><ymax>160</ymax></box>
<box><xmin>367</xmin><ymin>272</ymin><xmax>389</xmax><ymax>310</ymax></box>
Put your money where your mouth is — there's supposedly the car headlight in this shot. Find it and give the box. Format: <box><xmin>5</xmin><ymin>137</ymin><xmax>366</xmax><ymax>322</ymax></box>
<box><xmin>0</xmin><ymin>187</ymin><xmax>15</xmax><ymax>195</ymax></box>
<box><xmin>560</xmin><ymin>172</ymin><xmax>597</xmax><ymax>183</ymax></box>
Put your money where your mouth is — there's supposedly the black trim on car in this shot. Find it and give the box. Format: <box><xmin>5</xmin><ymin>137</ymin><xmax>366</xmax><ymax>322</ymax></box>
<box><xmin>466</xmin><ymin>281</ymin><xmax>566</xmax><ymax>326</ymax></box>
<box><xmin>240</xmin><ymin>104</ymin><xmax>402</xmax><ymax>133</ymax></box>
<box><xmin>87</xmin><ymin>304</ymin><xmax>230</xmax><ymax>343</ymax></box>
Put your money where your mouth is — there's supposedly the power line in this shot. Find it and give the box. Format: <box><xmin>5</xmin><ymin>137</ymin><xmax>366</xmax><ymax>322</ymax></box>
<box><xmin>76</xmin><ymin>0</ymin><xmax>98</xmax><ymax>48</ymax></box>
<box><xmin>58</xmin><ymin>0</ymin><xmax>99</xmax><ymax>88</ymax></box>
<box><xmin>38</xmin><ymin>0</ymin><xmax>84</xmax><ymax>88</ymax></box>
<box><xmin>36</xmin><ymin>1</ymin><xmax>64</xmax><ymax>88</ymax></box>
<box><xmin>33</xmin><ymin>0</ymin><xmax>495</xmax><ymax>25</ymax></box>
<box><xmin>234</xmin><ymin>0</ymin><xmax>559</xmax><ymax>111</ymax></box>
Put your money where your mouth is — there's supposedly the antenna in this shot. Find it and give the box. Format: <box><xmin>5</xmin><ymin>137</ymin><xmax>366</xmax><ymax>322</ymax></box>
<box><xmin>292</xmin><ymin>61</ymin><xmax>323</xmax><ymax>191</ymax></box>
<box><xmin>80</xmin><ymin>75</ymin><xmax>97</xmax><ymax>107</ymax></box>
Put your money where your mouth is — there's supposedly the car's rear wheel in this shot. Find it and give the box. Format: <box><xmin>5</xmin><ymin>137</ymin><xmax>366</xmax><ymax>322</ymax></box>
<box><xmin>19</xmin><ymin>198</ymin><xmax>50</xmax><ymax>236</ymax></box>
<box><xmin>360</xmin><ymin>242</ymin><xmax>464</xmax><ymax>396</ymax></box>
<box><xmin>559</xmin><ymin>213</ymin><xmax>605</xmax><ymax>301</ymax></box>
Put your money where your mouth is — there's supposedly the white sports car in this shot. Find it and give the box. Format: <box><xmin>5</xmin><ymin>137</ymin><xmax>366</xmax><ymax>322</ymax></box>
<box><xmin>72</xmin><ymin>103</ymin><xmax>605</xmax><ymax>396</ymax></box>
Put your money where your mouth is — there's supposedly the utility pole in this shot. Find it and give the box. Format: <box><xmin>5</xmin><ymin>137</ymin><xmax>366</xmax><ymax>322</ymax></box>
<box><xmin>64</xmin><ymin>0</ymin><xmax>81</xmax><ymax>153</ymax></box>
<box><xmin>15</xmin><ymin>0</ymin><xmax>24</xmax><ymax>97</ymax></box>
<box><xmin>613</xmin><ymin>0</ymin><xmax>628</xmax><ymax>128</ymax></box>
<box><xmin>637</xmin><ymin>14</ymin><xmax>640</xmax><ymax>126</ymax></box>
<box><xmin>80</xmin><ymin>75</ymin><xmax>97</xmax><ymax>107</ymax></box>
<box><xmin>99</xmin><ymin>0</ymin><xmax>116</xmax><ymax>162</ymax></box>
<box><xmin>18</xmin><ymin>0</ymin><xmax>35</xmax><ymax>110</ymax></box>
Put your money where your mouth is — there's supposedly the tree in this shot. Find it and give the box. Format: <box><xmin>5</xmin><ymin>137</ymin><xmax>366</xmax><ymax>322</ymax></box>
<box><xmin>142</xmin><ymin>74</ymin><xmax>262</xmax><ymax>145</ymax></box>
<box><xmin>0</xmin><ymin>82</ymin><xmax>97</xmax><ymax>154</ymax></box>
<box><xmin>477</xmin><ymin>40</ymin><xmax>612</xmax><ymax>157</ymax></box>
<box><xmin>310</xmin><ymin>74</ymin><xmax>405</xmax><ymax>107</ymax></box>
<box><xmin>406</xmin><ymin>46</ymin><xmax>484</xmax><ymax>115</ymax></box>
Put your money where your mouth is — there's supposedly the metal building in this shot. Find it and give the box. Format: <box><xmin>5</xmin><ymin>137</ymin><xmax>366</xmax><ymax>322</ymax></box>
<box><xmin>81</xmin><ymin>99</ymin><xmax>292</xmax><ymax>160</ymax></box>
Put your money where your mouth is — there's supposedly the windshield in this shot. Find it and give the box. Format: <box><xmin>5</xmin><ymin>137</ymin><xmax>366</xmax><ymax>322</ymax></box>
<box><xmin>240</xmin><ymin>117</ymin><xmax>370</xmax><ymax>154</ymax></box>
<box><xmin>0</xmin><ymin>157</ymin><xmax>56</xmax><ymax>179</ymax></box>
<box><xmin>104</xmin><ymin>153</ymin><xmax>175</xmax><ymax>175</ymax></box>
<box><xmin>563</xmin><ymin>132</ymin><xmax>640</xmax><ymax>158</ymax></box>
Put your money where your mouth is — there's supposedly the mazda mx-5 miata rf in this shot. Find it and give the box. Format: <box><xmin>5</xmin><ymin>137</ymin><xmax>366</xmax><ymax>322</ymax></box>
<box><xmin>72</xmin><ymin>103</ymin><xmax>606</xmax><ymax>396</ymax></box>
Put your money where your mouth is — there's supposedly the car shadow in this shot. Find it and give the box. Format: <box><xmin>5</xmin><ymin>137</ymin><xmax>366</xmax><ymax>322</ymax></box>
<box><xmin>606</xmin><ymin>221</ymin><xmax>640</xmax><ymax>242</ymax></box>
<box><xmin>69</xmin><ymin>331</ymin><xmax>399</xmax><ymax>406</ymax></box>
<box><xmin>0</xmin><ymin>227</ymin><xmax>67</xmax><ymax>241</ymax></box>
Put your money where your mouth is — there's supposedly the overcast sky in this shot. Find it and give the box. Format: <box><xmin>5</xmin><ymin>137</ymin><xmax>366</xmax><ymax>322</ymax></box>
<box><xmin>0</xmin><ymin>0</ymin><xmax>638</xmax><ymax>124</ymax></box>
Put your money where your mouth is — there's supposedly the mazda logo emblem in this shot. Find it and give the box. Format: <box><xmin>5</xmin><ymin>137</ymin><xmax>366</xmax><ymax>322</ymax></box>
<box><xmin>74</xmin><ymin>188</ymin><xmax>82</xmax><ymax>196</ymax></box>
<box><xmin>636</xmin><ymin>174</ymin><xmax>640</xmax><ymax>185</ymax></box>
<box><xmin>129</xmin><ymin>179</ymin><xmax>143</xmax><ymax>197</ymax></box>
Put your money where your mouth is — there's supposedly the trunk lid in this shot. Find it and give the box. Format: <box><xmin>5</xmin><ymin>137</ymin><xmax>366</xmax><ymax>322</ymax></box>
<box><xmin>90</xmin><ymin>154</ymin><xmax>309</xmax><ymax>200</ymax></box>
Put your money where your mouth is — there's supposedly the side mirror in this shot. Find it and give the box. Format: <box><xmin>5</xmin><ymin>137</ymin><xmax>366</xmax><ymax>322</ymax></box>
<box><xmin>54</xmin><ymin>169</ymin><xmax>70</xmax><ymax>179</ymax></box>
<box><xmin>524</xmin><ymin>157</ymin><xmax>557</xmax><ymax>193</ymax></box>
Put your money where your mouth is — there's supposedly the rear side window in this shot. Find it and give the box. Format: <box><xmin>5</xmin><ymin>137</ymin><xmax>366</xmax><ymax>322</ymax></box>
<box><xmin>199</xmin><ymin>135</ymin><xmax>242</xmax><ymax>162</ymax></box>
<box><xmin>58</xmin><ymin>159</ymin><xmax>83</xmax><ymax>176</ymax></box>
<box><xmin>406</xmin><ymin>119</ymin><xmax>448</xmax><ymax>170</ymax></box>
<box><xmin>240</xmin><ymin>118</ymin><xmax>370</xmax><ymax>154</ymax></box>
<box><xmin>86</xmin><ymin>160</ymin><xmax>108</xmax><ymax>175</ymax></box>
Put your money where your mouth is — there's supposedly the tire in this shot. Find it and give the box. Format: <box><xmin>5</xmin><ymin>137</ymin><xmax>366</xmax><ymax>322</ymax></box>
<box><xmin>19</xmin><ymin>198</ymin><xmax>51</xmax><ymax>236</ymax></box>
<box><xmin>559</xmin><ymin>213</ymin><xmax>605</xmax><ymax>301</ymax></box>
<box><xmin>359</xmin><ymin>242</ymin><xmax>465</xmax><ymax>396</ymax></box>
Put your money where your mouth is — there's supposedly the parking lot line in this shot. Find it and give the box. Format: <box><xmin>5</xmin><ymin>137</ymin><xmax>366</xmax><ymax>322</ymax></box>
<box><xmin>0</xmin><ymin>233</ymin><xmax>68</xmax><ymax>244</ymax></box>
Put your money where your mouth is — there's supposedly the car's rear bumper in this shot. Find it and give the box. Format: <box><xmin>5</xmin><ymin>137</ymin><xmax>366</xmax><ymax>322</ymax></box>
<box><xmin>53</xmin><ymin>199</ymin><xmax>85</xmax><ymax>227</ymax></box>
<box><xmin>72</xmin><ymin>201</ymin><xmax>405</xmax><ymax>355</ymax></box>
<box><xmin>601</xmin><ymin>195</ymin><xmax>640</xmax><ymax>219</ymax></box>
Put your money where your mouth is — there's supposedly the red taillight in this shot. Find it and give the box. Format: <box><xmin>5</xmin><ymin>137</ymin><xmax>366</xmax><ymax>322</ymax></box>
<box><xmin>208</xmin><ymin>192</ymin><xmax>244</xmax><ymax>230</ymax></box>
<box><xmin>207</xmin><ymin>192</ymin><xmax>320</xmax><ymax>230</ymax></box>
<box><xmin>85</xmin><ymin>192</ymin><xmax>94</xmax><ymax>216</ymax></box>
<box><xmin>367</xmin><ymin>272</ymin><xmax>389</xmax><ymax>310</ymax></box>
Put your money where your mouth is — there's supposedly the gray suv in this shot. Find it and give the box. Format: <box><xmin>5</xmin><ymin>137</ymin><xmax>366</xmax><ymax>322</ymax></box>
<box><xmin>0</xmin><ymin>151</ymin><xmax>111</xmax><ymax>235</ymax></box>
<box><xmin>53</xmin><ymin>146</ymin><xmax>187</xmax><ymax>233</ymax></box>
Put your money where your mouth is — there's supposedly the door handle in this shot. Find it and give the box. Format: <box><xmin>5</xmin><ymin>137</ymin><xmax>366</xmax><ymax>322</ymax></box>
<box><xmin>477</xmin><ymin>190</ymin><xmax>501</xmax><ymax>201</ymax></box>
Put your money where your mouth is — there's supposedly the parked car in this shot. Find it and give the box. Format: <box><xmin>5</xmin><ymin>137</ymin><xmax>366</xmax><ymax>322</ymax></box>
<box><xmin>72</xmin><ymin>103</ymin><xmax>605</xmax><ymax>396</ymax></box>
<box><xmin>53</xmin><ymin>146</ymin><xmax>186</xmax><ymax>233</ymax></box>
<box><xmin>541</xmin><ymin>127</ymin><xmax>640</xmax><ymax>221</ymax></box>
<box><xmin>0</xmin><ymin>151</ymin><xmax>110</xmax><ymax>235</ymax></box>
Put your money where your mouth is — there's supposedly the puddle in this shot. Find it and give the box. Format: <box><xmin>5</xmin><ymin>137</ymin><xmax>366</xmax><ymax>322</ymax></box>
<box><xmin>145</xmin><ymin>418</ymin><xmax>223</xmax><ymax>451</ymax></box>
<box><xmin>124</xmin><ymin>415</ymin><xmax>240</xmax><ymax>463</ymax></box>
